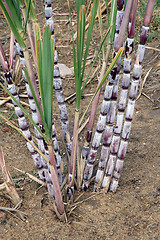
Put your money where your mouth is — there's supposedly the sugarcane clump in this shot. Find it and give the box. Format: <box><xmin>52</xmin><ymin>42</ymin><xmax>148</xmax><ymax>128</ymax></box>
<box><xmin>0</xmin><ymin>0</ymin><xmax>156</xmax><ymax>220</ymax></box>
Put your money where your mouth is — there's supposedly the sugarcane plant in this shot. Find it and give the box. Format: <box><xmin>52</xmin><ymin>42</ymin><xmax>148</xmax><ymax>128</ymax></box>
<box><xmin>0</xmin><ymin>0</ymin><xmax>155</xmax><ymax>221</ymax></box>
<box><xmin>0</xmin><ymin>0</ymin><xmax>66</xmax><ymax>220</ymax></box>
<box><xmin>0</xmin><ymin>0</ymin><xmax>122</xmax><ymax>219</ymax></box>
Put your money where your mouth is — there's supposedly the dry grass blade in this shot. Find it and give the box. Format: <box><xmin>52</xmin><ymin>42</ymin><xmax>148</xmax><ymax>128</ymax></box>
<box><xmin>136</xmin><ymin>67</ymin><xmax>152</xmax><ymax>100</ymax></box>
<box><xmin>0</xmin><ymin>147</ymin><xmax>21</xmax><ymax>206</ymax></box>
<box><xmin>71</xmin><ymin>192</ymin><xmax>103</xmax><ymax>208</ymax></box>
<box><xmin>13</xmin><ymin>58</ymin><xmax>21</xmax><ymax>81</ymax></box>
<box><xmin>0</xmin><ymin>96</ymin><xmax>11</xmax><ymax>106</ymax></box>
<box><xmin>78</xmin><ymin>116</ymin><xmax>89</xmax><ymax>134</ymax></box>
<box><xmin>0</xmin><ymin>183</ymin><xmax>6</xmax><ymax>190</ymax></box>
<box><xmin>145</xmin><ymin>46</ymin><xmax>160</xmax><ymax>52</ymax></box>
<box><xmin>72</xmin><ymin>221</ymin><xmax>97</xmax><ymax>228</ymax></box>
<box><xmin>0</xmin><ymin>206</ymin><xmax>25</xmax><ymax>214</ymax></box>
<box><xmin>67</xmin><ymin>192</ymin><xmax>103</xmax><ymax>217</ymax></box>
<box><xmin>137</xmin><ymin>56</ymin><xmax>160</xmax><ymax>101</ymax></box>
<box><xmin>141</xmin><ymin>92</ymin><xmax>154</xmax><ymax>103</ymax></box>
<box><xmin>13</xmin><ymin>166</ymin><xmax>46</xmax><ymax>186</ymax></box>
<box><xmin>0</xmin><ymin>200</ymin><xmax>25</xmax><ymax>222</ymax></box>
<box><xmin>74</xmin><ymin>192</ymin><xmax>85</xmax><ymax>203</ymax></box>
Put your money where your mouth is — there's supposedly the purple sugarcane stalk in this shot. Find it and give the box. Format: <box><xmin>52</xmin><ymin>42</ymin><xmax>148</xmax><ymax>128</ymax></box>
<box><xmin>4</xmin><ymin>71</ymin><xmax>49</xmax><ymax>184</ymax></box>
<box><xmin>81</xmin><ymin>0</ymin><xmax>125</xmax><ymax>163</ymax></box>
<box><xmin>117</xmin><ymin>0</ymin><xmax>124</xmax><ymax>10</ymax></box>
<box><xmin>115</xmin><ymin>0</ymin><xmax>133</xmax><ymax>53</ymax></box>
<box><xmin>126</xmin><ymin>0</ymin><xmax>138</xmax><ymax>55</ymax></box>
<box><xmin>101</xmin><ymin>0</ymin><xmax>137</xmax><ymax>191</ymax></box>
<box><xmin>98</xmin><ymin>72</ymin><xmax>120</xmax><ymax>190</ymax></box>
<box><xmin>9</xmin><ymin>32</ymin><xmax>17</xmax><ymax>69</ymax></box>
<box><xmin>0</xmin><ymin>41</ymin><xmax>47</xmax><ymax>184</ymax></box>
<box><xmin>136</xmin><ymin>0</ymin><xmax>155</xmax><ymax>64</ymax></box>
<box><xmin>109</xmin><ymin>0</ymin><xmax>155</xmax><ymax>192</ymax></box>
<box><xmin>16</xmin><ymin>43</ymin><xmax>63</xmax><ymax>194</ymax></box>
<box><xmin>82</xmin><ymin>69</ymin><xmax>119</xmax><ymax>190</ymax></box>
<box><xmin>82</xmin><ymin>0</ymin><xmax>129</xmax><ymax>190</ymax></box>
<box><xmin>82</xmin><ymin>83</ymin><xmax>113</xmax><ymax>190</ymax></box>
<box><xmin>67</xmin><ymin>110</ymin><xmax>79</xmax><ymax>197</ymax></box>
<box><xmin>114</xmin><ymin>0</ymin><xmax>125</xmax><ymax>57</ymax></box>
<box><xmin>92</xmin><ymin>0</ymin><xmax>133</xmax><ymax>191</ymax></box>
<box><xmin>109</xmin><ymin>57</ymin><xmax>141</xmax><ymax>192</ymax></box>
<box><xmin>45</xmin><ymin>0</ymin><xmax>72</xmax><ymax>155</ymax></box>
<box><xmin>101</xmin><ymin>58</ymin><xmax>132</xmax><ymax>190</ymax></box>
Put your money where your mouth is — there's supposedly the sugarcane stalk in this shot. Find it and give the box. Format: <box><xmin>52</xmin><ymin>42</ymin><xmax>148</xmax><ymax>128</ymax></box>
<box><xmin>3</xmin><ymin>71</ymin><xmax>47</xmax><ymax>180</ymax></box>
<box><xmin>126</xmin><ymin>0</ymin><xmax>137</xmax><ymax>55</ymax></box>
<box><xmin>18</xmin><ymin>1</ymin><xmax>63</xmax><ymax>187</ymax></box>
<box><xmin>136</xmin><ymin>0</ymin><xmax>155</xmax><ymax>64</ymax></box>
<box><xmin>44</xmin><ymin>0</ymin><xmax>72</xmax><ymax>154</ymax></box>
<box><xmin>100</xmin><ymin>71</ymin><xmax>129</xmax><ymax>190</ymax></box>
<box><xmin>93</xmin><ymin>124</ymin><xmax>113</xmax><ymax>191</ymax></box>
<box><xmin>109</xmin><ymin>57</ymin><xmax>141</xmax><ymax>191</ymax></box>
<box><xmin>97</xmin><ymin>72</ymin><xmax>120</xmax><ymax>190</ymax></box>
<box><xmin>81</xmin><ymin>0</ymin><xmax>118</xmax><ymax>164</ymax></box>
<box><xmin>81</xmin><ymin>0</ymin><xmax>131</xmax><ymax>190</ymax></box>
<box><xmin>114</xmin><ymin>0</ymin><xmax>125</xmax><ymax>53</ymax></box>
<box><xmin>82</xmin><ymin>70</ymin><xmax>119</xmax><ymax>190</ymax></box>
<box><xmin>81</xmin><ymin>47</ymin><xmax>111</xmax><ymax>161</ymax></box>
<box><xmin>101</xmin><ymin>0</ymin><xmax>137</xmax><ymax>191</ymax></box>
<box><xmin>1</xmin><ymin>1</ymin><xmax>62</xmax><ymax>196</ymax></box>
<box><xmin>0</xmin><ymin>38</ymin><xmax>47</xmax><ymax>180</ymax></box>
<box><xmin>92</xmin><ymin>0</ymin><xmax>133</xmax><ymax>191</ymax></box>
<box><xmin>53</xmin><ymin>66</ymin><xmax>72</xmax><ymax>153</ymax></box>
<box><xmin>47</xmin><ymin>143</ymin><xmax>65</xmax><ymax>220</ymax></box>
<box><xmin>109</xmin><ymin>0</ymin><xmax>155</xmax><ymax>192</ymax></box>
<box><xmin>0</xmin><ymin>0</ymin><xmax>66</xmax><ymax>219</ymax></box>
<box><xmin>17</xmin><ymin>42</ymin><xmax>63</xmax><ymax>191</ymax></box>
<box><xmin>67</xmin><ymin>110</ymin><xmax>79</xmax><ymax>198</ymax></box>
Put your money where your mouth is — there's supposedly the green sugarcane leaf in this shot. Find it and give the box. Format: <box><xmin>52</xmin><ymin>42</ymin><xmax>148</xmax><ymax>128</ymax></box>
<box><xmin>35</xmin><ymin>24</ymin><xmax>42</xmax><ymax>83</ymax></box>
<box><xmin>28</xmin><ymin>0</ymin><xmax>37</xmax><ymax>21</ymax></box>
<box><xmin>40</xmin><ymin>26</ymin><xmax>54</xmax><ymax>139</ymax></box>
<box><xmin>0</xmin><ymin>0</ymin><xmax>26</xmax><ymax>48</ymax></box>
<box><xmin>75</xmin><ymin>5</ymin><xmax>86</xmax><ymax>110</ymax></box>
<box><xmin>76</xmin><ymin>0</ymin><xmax>85</xmax><ymax>28</ymax></box>
<box><xmin>5</xmin><ymin>0</ymin><xmax>22</xmax><ymax>31</ymax></box>
<box><xmin>81</xmin><ymin>0</ymin><xmax>99</xmax><ymax>82</ymax></box>
<box><xmin>0</xmin><ymin>82</ymin><xmax>47</xmax><ymax>142</ymax></box>
<box><xmin>67</xmin><ymin>0</ymin><xmax>78</xmax><ymax>85</ymax></box>
<box><xmin>105</xmin><ymin>0</ymin><xmax>110</xmax><ymax>28</ymax></box>
<box><xmin>34</xmin><ymin>27</ymin><xmax>49</xmax><ymax>137</ymax></box>
<box><xmin>24</xmin><ymin>0</ymin><xmax>32</xmax><ymax>35</ymax></box>
<box><xmin>77</xmin><ymin>5</ymin><xmax>85</xmax><ymax>78</ymax></box>
<box><xmin>76</xmin><ymin>0</ymin><xmax>85</xmax><ymax>74</ymax></box>
<box><xmin>109</xmin><ymin>0</ymin><xmax>117</xmax><ymax>43</ymax></box>
<box><xmin>50</xmin><ymin>36</ymin><xmax>54</xmax><ymax>80</ymax></box>
<box><xmin>97</xmin><ymin>1</ymin><xmax>105</xmax><ymax>59</ymax></box>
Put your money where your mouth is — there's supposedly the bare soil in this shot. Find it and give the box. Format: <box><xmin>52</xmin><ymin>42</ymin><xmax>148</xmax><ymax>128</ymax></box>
<box><xmin>0</xmin><ymin>1</ymin><xmax>160</xmax><ymax>240</ymax></box>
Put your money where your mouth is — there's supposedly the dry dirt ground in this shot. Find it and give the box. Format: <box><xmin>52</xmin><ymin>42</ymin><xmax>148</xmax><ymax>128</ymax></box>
<box><xmin>0</xmin><ymin>1</ymin><xmax>160</xmax><ymax>240</ymax></box>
